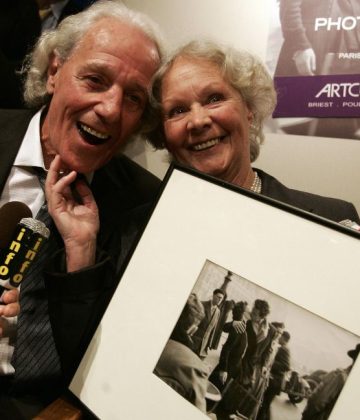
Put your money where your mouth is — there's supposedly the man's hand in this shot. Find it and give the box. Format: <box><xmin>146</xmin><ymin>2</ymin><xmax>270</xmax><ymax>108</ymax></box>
<box><xmin>0</xmin><ymin>289</ymin><xmax>20</xmax><ymax>336</ymax></box>
<box><xmin>232</xmin><ymin>320</ymin><xmax>246</xmax><ymax>334</ymax></box>
<box><xmin>46</xmin><ymin>155</ymin><xmax>100</xmax><ymax>272</ymax></box>
<box><xmin>293</xmin><ymin>48</ymin><xmax>316</xmax><ymax>75</ymax></box>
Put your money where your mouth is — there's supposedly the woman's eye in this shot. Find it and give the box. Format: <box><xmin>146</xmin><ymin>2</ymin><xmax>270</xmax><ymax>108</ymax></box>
<box><xmin>208</xmin><ymin>93</ymin><xmax>224</xmax><ymax>104</ymax></box>
<box><xmin>167</xmin><ymin>106</ymin><xmax>187</xmax><ymax>118</ymax></box>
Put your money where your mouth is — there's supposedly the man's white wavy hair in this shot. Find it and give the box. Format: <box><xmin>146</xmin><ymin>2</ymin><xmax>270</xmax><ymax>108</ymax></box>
<box><xmin>22</xmin><ymin>0</ymin><xmax>165</xmax><ymax>134</ymax></box>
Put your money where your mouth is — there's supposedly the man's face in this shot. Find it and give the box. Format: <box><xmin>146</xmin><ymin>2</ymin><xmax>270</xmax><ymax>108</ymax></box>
<box><xmin>279</xmin><ymin>335</ymin><xmax>287</xmax><ymax>346</ymax></box>
<box><xmin>212</xmin><ymin>292</ymin><xmax>224</xmax><ymax>306</ymax></box>
<box><xmin>42</xmin><ymin>17</ymin><xmax>159</xmax><ymax>173</ymax></box>
<box><xmin>250</xmin><ymin>307</ymin><xmax>262</xmax><ymax>323</ymax></box>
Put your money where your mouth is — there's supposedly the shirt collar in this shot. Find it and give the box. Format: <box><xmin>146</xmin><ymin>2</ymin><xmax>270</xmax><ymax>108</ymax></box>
<box><xmin>14</xmin><ymin>109</ymin><xmax>93</xmax><ymax>183</ymax></box>
<box><xmin>14</xmin><ymin>110</ymin><xmax>45</xmax><ymax>170</ymax></box>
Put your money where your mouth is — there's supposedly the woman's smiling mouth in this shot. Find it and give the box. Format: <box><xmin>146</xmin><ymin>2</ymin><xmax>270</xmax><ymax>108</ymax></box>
<box><xmin>191</xmin><ymin>136</ymin><xmax>225</xmax><ymax>151</ymax></box>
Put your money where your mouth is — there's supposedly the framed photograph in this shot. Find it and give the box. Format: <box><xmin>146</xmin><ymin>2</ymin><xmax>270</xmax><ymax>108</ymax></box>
<box><xmin>69</xmin><ymin>164</ymin><xmax>360</xmax><ymax>420</ymax></box>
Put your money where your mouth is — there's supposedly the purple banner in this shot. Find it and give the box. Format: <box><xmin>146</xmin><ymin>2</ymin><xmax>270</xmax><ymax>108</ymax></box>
<box><xmin>273</xmin><ymin>74</ymin><xmax>360</xmax><ymax>118</ymax></box>
<box><xmin>274</xmin><ymin>75</ymin><xmax>360</xmax><ymax>118</ymax></box>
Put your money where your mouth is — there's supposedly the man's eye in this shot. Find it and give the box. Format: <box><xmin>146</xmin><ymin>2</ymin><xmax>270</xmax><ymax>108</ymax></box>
<box><xmin>124</xmin><ymin>93</ymin><xmax>145</xmax><ymax>111</ymax></box>
<box><xmin>208</xmin><ymin>93</ymin><xmax>224</xmax><ymax>104</ymax></box>
<box><xmin>87</xmin><ymin>75</ymin><xmax>103</xmax><ymax>84</ymax></box>
<box><xmin>79</xmin><ymin>74</ymin><xmax>105</xmax><ymax>88</ymax></box>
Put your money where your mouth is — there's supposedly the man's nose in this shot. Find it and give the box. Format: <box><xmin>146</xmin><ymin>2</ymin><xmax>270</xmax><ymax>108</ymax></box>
<box><xmin>186</xmin><ymin>104</ymin><xmax>211</xmax><ymax>131</ymax></box>
<box><xmin>94</xmin><ymin>87</ymin><xmax>123</xmax><ymax>122</ymax></box>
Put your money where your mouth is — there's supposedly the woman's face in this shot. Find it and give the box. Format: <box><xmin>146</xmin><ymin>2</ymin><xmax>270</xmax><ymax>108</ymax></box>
<box><xmin>161</xmin><ymin>57</ymin><xmax>253</xmax><ymax>185</ymax></box>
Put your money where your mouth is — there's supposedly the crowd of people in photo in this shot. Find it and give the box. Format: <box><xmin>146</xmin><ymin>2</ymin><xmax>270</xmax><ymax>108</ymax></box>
<box><xmin>155</xmin><ymin>287</ymin><xmax>292</xmax><ymax>419</ymax></box>
<box><xmin>0</xmin><ymin>0</ymin><xmax>359</xmax><ymax>417</ymax></box>
<box><xmin>155</xmin><ymin>286</ymin><xmax>360</xmax><ymax>420</ymax></box>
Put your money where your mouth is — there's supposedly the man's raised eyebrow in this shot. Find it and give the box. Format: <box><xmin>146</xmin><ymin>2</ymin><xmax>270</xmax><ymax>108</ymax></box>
<box><xmin>76</xmin><ymin>61</ymin><xmax>112</xmax><ymax>79</ymax></box>
<box><xmin>80</xmin><ymin>61</ymin><xmax>107</xmax><ymax>72</ymax></box>
<box><xmin>82</xmin><ymin>62</ymin><xmax>148</xmax><ymax>92</ymax></box>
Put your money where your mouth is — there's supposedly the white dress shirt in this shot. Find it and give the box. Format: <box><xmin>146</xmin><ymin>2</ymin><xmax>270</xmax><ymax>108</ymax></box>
<box><xmin>0</xmin><ymin>110</ymin><xmax>46</xmax><ymax>216</ymax></box>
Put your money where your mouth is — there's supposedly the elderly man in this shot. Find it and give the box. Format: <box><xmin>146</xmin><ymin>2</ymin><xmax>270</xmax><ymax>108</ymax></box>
<box><xmin>0</xmin><ymin>0</ymin><xmax>163</xmax><ymax>416</ymax></box>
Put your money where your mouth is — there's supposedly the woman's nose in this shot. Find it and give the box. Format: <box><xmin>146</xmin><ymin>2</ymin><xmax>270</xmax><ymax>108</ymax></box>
<box><xmin>186</xmin><ymin>104</ymin><xmax>211</xmax><ymax>131</ymax></box>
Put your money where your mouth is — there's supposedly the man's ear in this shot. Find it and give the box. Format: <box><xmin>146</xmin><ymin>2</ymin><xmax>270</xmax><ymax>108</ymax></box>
<box><xmin>46</xmin><ymin>52</ymin><xmax>62</xmax><ymax>94</ymax></box>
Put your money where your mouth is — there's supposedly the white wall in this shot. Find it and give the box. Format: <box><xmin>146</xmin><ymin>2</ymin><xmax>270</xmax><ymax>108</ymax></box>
<box><xmin>123</xmin><ymin>0</ymin><xmax>360</xmax><ymax>215</ymax></box>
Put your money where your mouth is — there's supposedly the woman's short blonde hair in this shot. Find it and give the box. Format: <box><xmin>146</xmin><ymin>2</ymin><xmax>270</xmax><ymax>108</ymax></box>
<box><xmin>148</xmin><ymin>40</ymin><xmax>276</xmax><ymax>162</ymax></box>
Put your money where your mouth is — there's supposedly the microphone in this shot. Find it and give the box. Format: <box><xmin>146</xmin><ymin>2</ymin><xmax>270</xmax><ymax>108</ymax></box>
<box><xmin>0</xmin><ymin>202</ymin><xmax>50</xmax><ymax>299</ymax></box>
<box><xmin>0</xmin><ymin>201</ymin><xmax>32</xmax><ymax>249</ymax></box>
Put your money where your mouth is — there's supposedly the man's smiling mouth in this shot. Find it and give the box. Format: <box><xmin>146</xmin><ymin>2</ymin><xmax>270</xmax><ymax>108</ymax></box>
<box><xmin>77</xmin><ymin>122</ymin><xmax>111</xmax><ymax>145</ymax></box>
<box><xmin>191</xmin><ymin>136</ymin><xmax>225</xmax><ymax>151</ymax></box>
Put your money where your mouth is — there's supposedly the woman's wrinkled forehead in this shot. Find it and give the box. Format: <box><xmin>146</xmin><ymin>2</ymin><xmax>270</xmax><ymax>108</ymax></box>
<box><xmin>165</xmin><ymin>54</ymin><xmax>224</xmax><ymax>80</ymax></box>
<box><xmin>160</xmin><ymin>55</ymin><xmax>238</xmax><ymax>100</ymax></box>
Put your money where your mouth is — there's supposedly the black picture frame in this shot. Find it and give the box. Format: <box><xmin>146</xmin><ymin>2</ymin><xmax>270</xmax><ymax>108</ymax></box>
<box><xmin>68</xmin><ymin>164</ymin><xmax>360</xmax><ymax>419</ymax></box>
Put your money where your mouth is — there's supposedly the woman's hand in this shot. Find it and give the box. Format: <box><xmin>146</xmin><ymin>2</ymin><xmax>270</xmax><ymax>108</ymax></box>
<box><xmin>46</xmin><ymin>155</ymin><xmax>100</xmax><ymax>272</ymax></box>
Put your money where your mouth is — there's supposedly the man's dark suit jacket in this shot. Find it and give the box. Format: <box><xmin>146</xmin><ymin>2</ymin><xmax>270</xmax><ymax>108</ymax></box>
<box><xmin>0</xmin><ymin>109</ymin><xmax>160</xmax><ymax>411</ymax></box>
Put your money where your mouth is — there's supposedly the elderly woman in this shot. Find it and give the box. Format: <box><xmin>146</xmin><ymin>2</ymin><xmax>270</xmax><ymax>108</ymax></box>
<box><xmin>148</xmin><ymin>40</ymin><xmax>360</xmax><ymax>224</ymax></box>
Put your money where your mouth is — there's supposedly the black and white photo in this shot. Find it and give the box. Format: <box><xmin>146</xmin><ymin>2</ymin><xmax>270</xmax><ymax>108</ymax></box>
<box><xmin>154</xmin><ymin>260</ymin><xmax>360</xmax><ymax>420</ymax></box>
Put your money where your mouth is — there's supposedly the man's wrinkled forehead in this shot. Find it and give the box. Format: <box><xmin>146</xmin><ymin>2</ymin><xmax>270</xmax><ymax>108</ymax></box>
<box><xmin>77</xmin><ymin>17</ymin><xmax>160</xmax><ymax>80</ymax></box>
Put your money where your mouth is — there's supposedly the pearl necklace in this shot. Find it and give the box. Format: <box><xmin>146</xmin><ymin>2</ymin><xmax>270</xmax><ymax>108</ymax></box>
<box><xmin>250</xmin><ymin>171</ymin><xmax>262</xmax><ymax>193</ymax></box>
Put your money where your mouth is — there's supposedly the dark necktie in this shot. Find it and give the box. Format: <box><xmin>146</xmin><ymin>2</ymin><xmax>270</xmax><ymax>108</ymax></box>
<box><xmin>10</xmin><ymin>168</ymin><xmax>62</xmax><ymax>394</ymax></box>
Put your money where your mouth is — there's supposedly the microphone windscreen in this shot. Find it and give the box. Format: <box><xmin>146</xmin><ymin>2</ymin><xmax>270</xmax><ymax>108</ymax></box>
<box><xmin>0</xmin><ymin>201</ymin><xmax>32</xmax><ymax>248</ymax></box>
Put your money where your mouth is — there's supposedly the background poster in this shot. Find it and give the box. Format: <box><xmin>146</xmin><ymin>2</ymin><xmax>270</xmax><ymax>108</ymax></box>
<box><xmin>266</xmin><ymin>0</ymin><xmax>360</xmax><ymax>139</ymax></box>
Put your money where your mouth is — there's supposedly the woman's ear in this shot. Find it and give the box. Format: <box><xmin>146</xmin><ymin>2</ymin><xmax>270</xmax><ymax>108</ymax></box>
<box><xmin>46</xmin><ymin>52</ymin><xmax>62</xmax><ymax>94</ymax></box>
